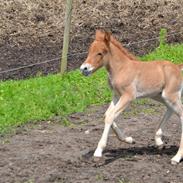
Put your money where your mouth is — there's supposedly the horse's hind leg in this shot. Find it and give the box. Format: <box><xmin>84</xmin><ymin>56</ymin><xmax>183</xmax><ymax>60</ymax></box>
<box><xmin>171</xmin><ymin>105</ymin><xmax>183</xmax><ymax>165</ymax></box>
<box><xmin>162</xmin><ymin>91</ymin><xmax>183</xmax><ymax>164</ymax></box>
<box><xmin>155</xmin><ymin>108</ymin><xmax>173</xmax><ymax>147</ymax></box>
<box><xmin>152</xmin><ymin>95</ymin><xmax>173</xmax><ymax>147</ymax></box>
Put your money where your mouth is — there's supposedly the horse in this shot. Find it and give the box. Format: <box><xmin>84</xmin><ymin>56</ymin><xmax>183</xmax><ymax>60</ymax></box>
<box><xmin>80</xmin><ymin>30</ymin><xmax>183</xmax><ymax>165</ymax></box>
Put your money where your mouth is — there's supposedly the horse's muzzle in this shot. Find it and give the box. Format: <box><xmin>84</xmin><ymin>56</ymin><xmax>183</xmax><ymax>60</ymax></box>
<box><xmin>80</xmin><ymin>63</ymin><xmax>93</xmax><ymax>76</ymax></box>
<box><xmin>80</xmin><ymin>68</ymin><xmax>92</xmax><ymax>76</ymax></box>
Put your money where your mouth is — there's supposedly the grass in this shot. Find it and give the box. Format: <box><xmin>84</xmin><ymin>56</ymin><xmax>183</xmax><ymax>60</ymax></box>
<box><xmin>141</xmin><ymin>29</ymin><xmax>183</xmax><ymax>64</ymax></box>
<box><xmin>141</xmin><ymin>43</ymin><xmax>183</xmax><ymax>64</ymax></box>
<box><xmin>0</xmin><ymin>42</ymin><xmax>183</xmax><ymax>134</ymax></box>
<box><xmin>0</xmin><ymin>69</ymin><xmax>111</xmax><ymax>134</ymax></box>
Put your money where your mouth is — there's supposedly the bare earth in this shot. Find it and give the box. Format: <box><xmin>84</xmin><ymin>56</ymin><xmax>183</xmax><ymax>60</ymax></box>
<box><xmin>0</xmin><ymin>101</ymin><xmax>183</xmax><ymax>183</ymax></box>
<box><xmin>1</xmin><ymin>1</ymin><xmax>183</xmax><ymax>182</ymax></box>
<box><xmin>1</xmin><ymin>0</ymin><xmax>183</xmax><ymax>80</ymax></box>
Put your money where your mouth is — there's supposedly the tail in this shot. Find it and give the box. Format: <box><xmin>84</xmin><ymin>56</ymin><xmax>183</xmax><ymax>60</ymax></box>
<box><xmin>178</xmin><ymin>64</ymin><xmax>183</xmax><ymax>71</ymax></box>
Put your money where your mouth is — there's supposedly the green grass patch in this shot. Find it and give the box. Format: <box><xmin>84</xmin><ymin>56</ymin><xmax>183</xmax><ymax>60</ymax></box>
<box><xmin>141</xmin><ymin>43</ymin><xmax>183</xmax><ymax>64</ymax></box>
<box><xmin>0</xmin><ymin>41</ymin><xmax>183</xmax><ymax>134</ymax></box>
<box><xmin>141</xmin><ymin>29</ymin><xmax>183</xmax><ymax>64</ymax></box>
<box><xmin>0</xmin><ymin>69</ymin><xmax>111</xmax><ymax>134</ymax></box>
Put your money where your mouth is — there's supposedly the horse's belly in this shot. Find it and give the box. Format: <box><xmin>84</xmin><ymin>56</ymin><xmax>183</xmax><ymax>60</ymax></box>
<box><xmin>135</xmin><ymin>87</ymin><xmax>162</xmax><ymax>98</ymax></box>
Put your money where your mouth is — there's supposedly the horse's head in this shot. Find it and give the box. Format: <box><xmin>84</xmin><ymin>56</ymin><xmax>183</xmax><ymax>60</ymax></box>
<box><xmin>80</xmin><ymin>30</ymin><xmax>111</xmax><ymax>76</ymax></box>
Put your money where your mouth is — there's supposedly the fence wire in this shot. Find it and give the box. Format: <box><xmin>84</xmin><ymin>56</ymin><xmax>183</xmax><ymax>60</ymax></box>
<box><xmin>0</xmin><ymin>30</ymin><xmax>182</xmax><ymax>75</ymax></box>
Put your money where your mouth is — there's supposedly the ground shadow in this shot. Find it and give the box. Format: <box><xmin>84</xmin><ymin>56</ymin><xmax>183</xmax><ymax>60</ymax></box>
<box><xmin>82</xmin><ymin>145</ymin><xmax>178</xmax><ymax>166</ymax></box>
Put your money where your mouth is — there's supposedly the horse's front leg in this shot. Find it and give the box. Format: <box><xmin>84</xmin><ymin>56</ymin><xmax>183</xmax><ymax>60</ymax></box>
<box><xmin>112</xmin><ymin>122</ymin><xmax>134</xmax><ymax>144</ymax></box>
<box><xmin>94</xmin><ymin>93</ymin><xmax>133</xmax><ymax>158</ymax></box>
<box><xmin>104</xmin><ymin>95</ymin><xmax>134</xmax><ymax>144</ymax></box>
<box><xmin>104</xmin><ymin>95</ymin><xmax>118</xmax><ymax>117</ymax></box>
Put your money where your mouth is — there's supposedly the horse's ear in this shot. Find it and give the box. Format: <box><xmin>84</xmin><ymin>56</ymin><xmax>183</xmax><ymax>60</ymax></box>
<box><xmin>95</xmin><ymin>30</ymin><xmax>104</xmax><ymax>40</ymax></box>
<box><xmin>95</xmin><ymin>30</ymin><xmax>111</xmax><ymax>47</ymax></box>
<box><xmin>104</xmin><ymin>31</ymin><xmax>111</xmax><ymax>47</ymax></box>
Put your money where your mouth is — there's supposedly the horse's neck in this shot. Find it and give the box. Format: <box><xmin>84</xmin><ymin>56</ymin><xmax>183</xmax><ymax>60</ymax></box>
<box><xmin>110</xmin><ymin>36</ymin><xmax>138</xmax><ymax>61</ymax></box>
<box><xmin>106</xmin><ymin>43</ymin><xmax>132</xmax><ymax>78</ymax></box>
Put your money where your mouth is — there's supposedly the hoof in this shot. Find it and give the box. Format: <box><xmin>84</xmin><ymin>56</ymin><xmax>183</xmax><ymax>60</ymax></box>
<box><xmin>171</xmin><ymin>155</ymin><xmax>181</xmax><ymax>165</ymax></box>
<box><xmin>125</xmin><ymin>137</ymin><xmax>135</xmax><ymax>144</ymax></box>
<box><xmin>171</xmin><ymin>159</ymin><xmax>179</xmax><ymax>165</ymax></box>
<box><xmin>156</xmin><ymin>143</ymin><xmax>164</xmax><ymax>150</ymax></box>
<box><xmin>155</xmin><ymin>138</ymin><xmax>164</xmax><ymax>147</ymax></box>
<box><xmin>93</xmin><ymin>156</ymin><xmax>102</xmax><ymax>162</ymax></box>
<box><xmin>93</xmin><ymin>147</ymin><xmax>102</xmax><ymax>158</ymax></box>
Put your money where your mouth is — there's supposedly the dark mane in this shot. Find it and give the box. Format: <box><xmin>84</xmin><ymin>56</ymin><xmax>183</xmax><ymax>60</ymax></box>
<box><xmin>110</xmin><ymin>35</ymin><xmax>138</xmax><ymax>61</ymax></box>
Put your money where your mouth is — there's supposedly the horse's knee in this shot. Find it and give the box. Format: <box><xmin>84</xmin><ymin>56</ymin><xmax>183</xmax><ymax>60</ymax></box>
<box><xmin>104</xmin><ymin>112</ymin><xmax>114</xmax><ymax>124</ymax></box>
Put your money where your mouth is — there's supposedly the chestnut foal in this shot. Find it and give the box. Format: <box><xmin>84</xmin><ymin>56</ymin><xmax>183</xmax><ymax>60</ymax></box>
<box><xmin>80</xmin><ymin>30</ymin><xmax>183</xmax><ymax>165</ymax></box>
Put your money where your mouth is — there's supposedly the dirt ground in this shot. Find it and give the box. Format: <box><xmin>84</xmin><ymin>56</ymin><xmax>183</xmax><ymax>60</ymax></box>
<box><xmin>1</xmin><ymin>0</ymin><xmax>183</xmax><ymax>80</ymax></box>
<box><xmin>0</xmin><ymin>101</ymin><xmax>183</xmax><ymax>183</ymax></box>
<box><xmin>1</xmin><ymin>1</ymin><xmax>183</xmax><ymax>183</ymax></box>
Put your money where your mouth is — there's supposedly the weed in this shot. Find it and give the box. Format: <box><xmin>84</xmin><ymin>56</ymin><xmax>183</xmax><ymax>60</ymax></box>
<box><xmin>95</xmin><ymin>173</ymin><xmax>104</xmax><ymax>181</ymax></box>
<box><xmin>159</xmin><ymin>28</ymin><xmax>167</xmax><ymax>48</ymax></box>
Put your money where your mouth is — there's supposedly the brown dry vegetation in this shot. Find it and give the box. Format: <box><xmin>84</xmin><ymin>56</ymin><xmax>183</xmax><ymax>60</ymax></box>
<box><xmin>0</xmin><ymin>0</ymin><xmax>65</xmax><ymax>47</ymax></box>
<box><xmin>0</xmin><ymin>0</ymin><xmax>183</xmax><ymax>79</ymax></box>
<box><xmin>1</xmin><ymin>0</ymin><xmax>183</xmax><ymax>47</ymax></box>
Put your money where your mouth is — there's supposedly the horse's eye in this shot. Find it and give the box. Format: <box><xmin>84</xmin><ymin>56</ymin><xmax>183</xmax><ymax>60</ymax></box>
<box><xmin>97</xmin><ymin>53</ymin><xmax>102</xmax><ymax>56</ymax></box>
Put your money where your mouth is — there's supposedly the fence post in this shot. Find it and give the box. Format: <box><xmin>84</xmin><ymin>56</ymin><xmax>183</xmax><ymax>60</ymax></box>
<box><xmin>61</xmin><ymin>0</ymin><xmax>73</xmax><ymax>74</ymax></box>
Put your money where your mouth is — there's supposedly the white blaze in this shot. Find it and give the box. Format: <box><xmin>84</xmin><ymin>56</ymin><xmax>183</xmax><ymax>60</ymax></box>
<box><xmin>80</xmin><ymin>63</ymin><xmax>94</xmax><ymax>72</ymax></box>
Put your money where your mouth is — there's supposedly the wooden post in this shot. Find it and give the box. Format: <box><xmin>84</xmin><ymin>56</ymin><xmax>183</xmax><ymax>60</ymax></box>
<box><xmin>61</xmin><ymin>0</ymin><xmax>73</xmax><ymax>74</ymax></box>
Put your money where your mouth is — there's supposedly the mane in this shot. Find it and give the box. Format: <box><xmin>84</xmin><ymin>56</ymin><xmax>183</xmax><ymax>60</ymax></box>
<box><xmin>110</xmin><ymin>35</ymin><xmax>138</xmax><ymax>61</ymax></box>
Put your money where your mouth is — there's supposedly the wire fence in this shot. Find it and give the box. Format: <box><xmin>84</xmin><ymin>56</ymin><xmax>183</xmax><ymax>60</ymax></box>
<box><xmin>0</xmin><ymin>30</ymin><xmax>182</xmax><ymax>75</ymax></box>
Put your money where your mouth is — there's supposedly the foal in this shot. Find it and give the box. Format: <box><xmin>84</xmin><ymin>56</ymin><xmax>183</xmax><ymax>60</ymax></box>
<box><xmin>80</xmin><ymin>30</ymin><xmax>183</xmax><ymax>165</ymax></box>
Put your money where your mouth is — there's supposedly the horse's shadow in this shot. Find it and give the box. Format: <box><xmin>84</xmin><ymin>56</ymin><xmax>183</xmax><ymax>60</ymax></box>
<box><xmin>82</xmin><ymin>145</ymin><xmax>178</xmax><ymax>166</ymax></box>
